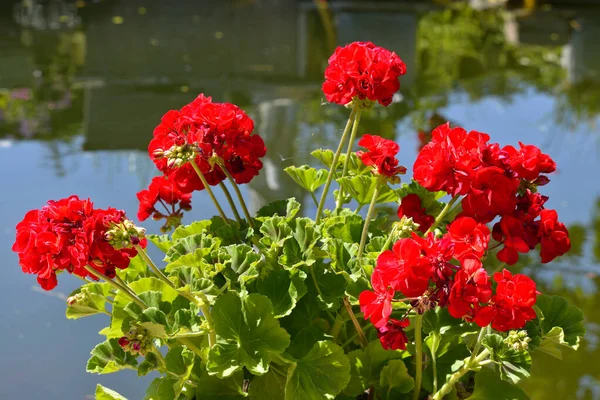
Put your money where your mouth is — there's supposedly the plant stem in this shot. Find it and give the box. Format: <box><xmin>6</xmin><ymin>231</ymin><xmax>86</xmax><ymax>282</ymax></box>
<box><xmin>432</xmin><ymin>341</ymin><xmax>438</xmax><ymax>394</ymax></box>
<box><xmin>315</xmin><ymin>104</ymin><xmax>358</xmax><ymax>223</ymax></box>
<box><xmin>218</xmin><ymin>182</ymin><xmax>243</xmax><ymax>223</ymax></box>
<box><xmin>381</xmin><ymin>224</ymin><xmax>398</xmax><ymax>252</ymax></box>
<box><xmin>173</xmin><ymin>331</ymin><xmax>207</xmax><ymax>338</ymax></box>
<box><xmin>178</xmin><ymin>337</ymin><xmax>205</xmax><ymax>357</ymax></box>
<box><xmin>310</xmin><ymin>265</ymin><xmax>336</xmax><ymax>322</ymax></box>
<box><xmin>343</xmin><ymin>297</ymin><xmax>369</xmax><ymax>348</ymax></box>
<box><xmin>197</xmin><ymin>292</ymin><xmax>217</xmax><ymax>348</ymax></box>
<box><xmin>425</xmin><ymin>195</ymin><xmax>460</xmax><ymax>235</ymax></box>
<box><xmin>152</xmin><ymin>345</ymin><xmax>167</xmax><ymax>370</ymax></box>
<box><xmin>469</xmin><ymin>327</ymin><xmax>487</xmax><ymax>366</ymax></box>
<box><xmin>432</xmin><ymin>349</ymin><xmax>490</xmax><ymax>400</ymax></box>
<box><xmin>357</xmin><ymin>181</ymin><xmax>381</xmax><ymax>259</ymax></box>
<box><xmin>217</xmin><ymin>162</ymin><xmax>255</xmax><ymax>229</ymax></box>
<box><xmin>330</xmin><ymin>314</ymin><xmax>344</xmax><ymax>340</ymax></box>
<box><xmin>335</xmin><ymin>107</ymin><xmax>363</xmax><ymax>210</ymax></box>
<box><xmin>83</xmin><ymin>265</ymin><xmax>146</xmax><ymax>309</ymax></box>
<box><xmin>310</xmin><ymin>191</ymin><xmax>319</xmax><ymax>208</ymax></box>
<box><xmin>136</xmin><ymin>245</ymin><xmax>175</xmax><ymax>289</ymax></box>
<box><xmin>412</xmin><ymin>314</ymin><xmax>424</xmax><ymax>400</ymax></box>
<box><xmin>189</xmin><ymin>159</ymin><xmax>230</xmax><ymax>224</ymax></box>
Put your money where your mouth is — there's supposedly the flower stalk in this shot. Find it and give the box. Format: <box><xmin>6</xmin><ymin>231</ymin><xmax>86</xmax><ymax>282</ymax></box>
<box><xmin>412</xmin><ymin>314</ymin><xmax>424</xmax><ymax>400</ymax></box>
<box><xmin>316</xmin><ymin>104</ymin><xmax>359</xmax><ymax>223</ymax></box>
<box><xmin>83</xmin><ymin>265</ymin><xmax>146</xmax><ymax>309</ymax></box>
<box><xmin>357</xmin><ymin>179</ymin><xmax>382</xmax><ymax>259</ymax></box>
<box><xmin>335</xmin><ymin>106</ymin><xmax>363</xmax><ymax>210</ymax></box>
<box><xmin>218</xmin><ymin>182</ymin><xmax>243</xmax><ymax>223</ymax></box>
<box><xmin>343</xmin><ymin>297</ymin><xmax>369</xmax><ymax>348</ymax></box>
<box><xmin>189</xmin><ymin>159</ymin><xmax>230</xmax><ymax>224</ymax></box>
<box><xmin>432</xmin><ymin>349</ymin><xmax>490</xmax><ymax>400</ymax></box>
<box><xmin>216</xmin><ymin>162</ymin><xmax>255</xmax><ymax>229</ymax></box>
<box><xmin>425</xmin><ymin>195</ymin><xmax>460</xmax><ymax>235</ymax></box>
<box><xmin>197</xmin><ymin>292</ymin><xmax>217</xmax><ymax>348</ymax></box>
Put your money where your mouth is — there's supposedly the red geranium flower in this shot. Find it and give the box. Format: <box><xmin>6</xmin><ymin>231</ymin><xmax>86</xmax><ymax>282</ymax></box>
<box><xmin>377</xmin><ymin>318</ymin><xmax>410</xmax><ymax>350</ymax></box>
<box><xmin>477</xmin><ymin>269</ymin><xmax>538</xmax><ymax>331</ymax></box>
<box><xmin>448</xmin><ymin>257</ymin><xmax>492</xmax><ymax>324</ymax></box>
<box><xmin>357</xmin><ymin>134</ymin><xmax>407</xmax><ymax>178</ymax></box>
<box><xmin>377</xmin><ymin>237</ymin><xmax>433</xmax><ymax>298</ymax></box>
<box><xmin>148</xmin><ymin>94</ymin><xmax>265</xmax><ymax>193</ymax></box>
<box><xmin>461</xmin><ymin>166</ymin><xmax>519</xmax><ymax>223</ymax></box>
<box><xmin>492</xmin><ymin>215</ymin><xmax>531</xmax><ymax>265</ymax></box>
<box><xmin>538</xmin><ymin>209</ymin><xmax>571</xmax><ymax>263</ymax></box>
<box><xmin>359</xmin><ymin>269</ymin><xmax>395</xmax><ymax>328</ymax></box>
<box><xmin>13</xmin><ymin>197</ymin><xmax>142</xmax><ymax>290</ymax></box>
<box><xmin>504</xmin><ymin>142</ymin><xmax>556</xmax><ymax>183</ymax></box>
<box><xmin>137</xmin><ymin>175</ymin><xmax>192</xmax><ymax>232</ymax></box>
<box><xmin>397</xmin><ymin>194</ymin><xmax>434</xmax><ymax>233</ymax></box>
<box><xmin>413</xmin><ymin>123</ymin><xmax>490</xmax><ymax>196</ymax></box>
<box><xmin>322</xmin><ymin>41</ymin><xmax>406</xmax><ymax>106</ymax></box>
<box><xmin>446</xmin><ymin>216</ymin><xmax>490</xmax><ymax>260</ymax></box>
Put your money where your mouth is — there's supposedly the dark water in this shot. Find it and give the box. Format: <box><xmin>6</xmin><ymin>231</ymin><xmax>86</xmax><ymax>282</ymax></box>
<box><xmin>0</xmin><ymin>0</ymin><xmax>599</xmax><ymax>399</ymax></box>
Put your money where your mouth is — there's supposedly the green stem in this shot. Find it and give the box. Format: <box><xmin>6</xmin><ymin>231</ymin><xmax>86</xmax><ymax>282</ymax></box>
<box><xmin>343</xmin><ymin>297</ymin><xmax>368</xmax><ymax>348</ymax></box>
<box><xmin>381</xmin><ymin>224</ymin><xmax>398</xmax><ymax>253</ymax></box>
<box><xmin>335</xmin><ymin>107</ymin><xmax>363</xmax><ymax>210</ymax></box>
<box><xmin>152</xmin><ymin>345</ymin><xmax>167</xmax><ymax>370</ymax></box>
<box><xmin>310</xmin><ymin>265</ymin><xmax>336</xmax><ymax>322</ymax></box>
<box><xmin>432</xmin><ymin>340</ymin><xmax>438</xmax><ymax>394</ymax></box>
<box><xmin>218</xmin><ymin>182</ymin><xmax>243</xmax><ymax>223</ymax></box>
<box><xmin>469</xmin><ymin>327</ymin><xmax>487</xmax><ymax>366</ymax></box>
<box><xmin>173</xmin><ymin>331</ymin><xmax>207</xmax><ymax>339</ymax></box>
<box><xmin>330</xmin><ymin>315</ymin><xmax>344</xmax><ymax>341</ymax></box>
<box><xmin>310</xmin><ymin>191</ymin><xmax>319</xmax><ymax>208</ymax></box>
<box><xmin>197</xmin><ymin>292</ymin><xmax>217</xmax><ymax>348</ymax></box>
<box><xmin>178</xmin><ymin>337</ymin><xmax>205</xmax><ymax>358</ymax></box>
<box><xmin>189</xmin><ymin>159</ymin><xmax>230</xmax><ymax>224</ymax></box>
<box><xmin>413</xmin><ymin>314</ymin><xmax>424</xmax><ymax>400</ymax></box>
<box><xmin>425</xmin><ymin>195</ymin><xmax>460</xmax><ymax>235</ymax></box>
<box><xmin>432</xmin><ymin>349</ymin><xmax>490</xmax><ymax>400</ymax></box>
<box><xmin>315</xmin><ymin>104</ymin><xmax>358</xmax><ymax>223</ymax></box>
<box><xmin>136</xmin><ymin>245</ymin><xmax>175</xmax><ymax>289</ymax></box>
<box><xmin>340</xmin><ymin>331</ymin><xmax>358</xmax><ymax>348</ymax></box>
<box><xmin>217</xmin><ymin>162</ymin><xmax>255</xmax><ymax>229</ymax></box>
<box><xmin>83</xmin><ymin>265</ymin><xmax>146</xmax><ymax>309</ymax></box>
<box><xmin>357</xmin><ymin>181</ymin><xmax>381</xmax><ymax>259</ymax></box>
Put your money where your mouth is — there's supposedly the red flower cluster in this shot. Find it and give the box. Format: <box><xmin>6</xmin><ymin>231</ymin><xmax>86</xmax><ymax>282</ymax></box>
<box><xmin>137</xmin><ymin>175</ymin><xmax>192</xmax><ymax>232</ymax></box>
<box><xmin>413</xmin><ymin>123</ymin><xmax>570</xmax><ymax>264</ymax></box>
<box><xmin>148</xmin><ymin>94</ymin><xmax>266</xmax><ymax>194</ymax></box>
<box><xmin>357</xmin><ymin>134</ymin><xmax>407</xmax><ymax>178</ymax></box>
<box><xmin>397</xmin><ymin>194</ymin><xmax>434</xmax><ymax>233</ymax></box>
<box><xmin>322</xmin><ymin>41</ymin><xmax>406</xmax><ymax>107</ymax></box>
<box><xmin>12</xmin><ymin>196</ymin><xmax>143</xmax><ymax>290</ymax></box>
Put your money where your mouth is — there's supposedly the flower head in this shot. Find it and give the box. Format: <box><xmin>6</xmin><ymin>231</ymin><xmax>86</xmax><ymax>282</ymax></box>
<box><xmin>357</xmin><ymin>134</ymin><xmax>406</xmax><ymax>179</ymax></box>
<box><xmin>377</xmin><ymin>318</ymin><xmax>410</xmax><ymax>350</ymax></box>
<box><xmin>397</xmin><ymin>194</ymin><xmax>434</xmax><ymax>233</ymax></box>
<box><xmin>322</xmin><ymin>41</ymin><xmax>406</xmax><ymax>107</ymax></box>
<box><xmin>137</xmin><ymin>175</ymin><xmax>192</xmax><ymax>232</ymax></box>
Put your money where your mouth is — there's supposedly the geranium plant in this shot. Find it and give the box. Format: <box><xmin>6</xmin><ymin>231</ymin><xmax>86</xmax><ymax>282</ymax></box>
<box><xmin>13</xmin><ymin>41</ymin><xmax>585</xmax><ymax>400</ymax></box>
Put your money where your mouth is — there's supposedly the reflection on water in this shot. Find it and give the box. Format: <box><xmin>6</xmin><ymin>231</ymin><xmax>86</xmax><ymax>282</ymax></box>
<box><xmin>0</xmin><ymin>0</ymin><xmax>599</xmax><ymax>398</ymax></box>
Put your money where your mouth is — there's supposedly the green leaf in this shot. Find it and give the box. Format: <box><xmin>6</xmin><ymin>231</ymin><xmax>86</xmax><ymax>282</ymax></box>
<box><xmin>285</xmin><ymin>341</ymin><xmax>351</xmax><ymax>400</ymax></box>
<box><xmin>138</xmin><ymin>352</ymin><xmax>160</xmax><ymax>376</ymax></box>
<box><xmin>195</xmin><ymin>369</ymin><xmax>248</xmax><ymax>399</ymax></box>
<box><xmin>87</xmin><ymin>339</ymin><xmax>138</xmax><ymax>374</ymax></box>
<box><xmin>165</xmin><ymin>233</ymin><xmax>220</xmax><ymax>262</ymax></box>
<box><xmin>172</xmin><ymin>220</ymin><xmax>212</xmax><ymax>240</ymax></box>
<box><xmin>284</xmin><ymin>165</ymin><xmax>328</xmax><ymax>193</ymax></box>
<box><xmin>322</xmin><ymin>238</ymin><xmax>358</xmax><ymax>275</ymax></box>
<box><xmin>280</xmin><ymin>295</ymin><xmax>327</xmax><ymax>359</ymax></box>
<box><xmin>259</xmin><ymin>216</ymin><xmax>293</xmax><ymax>249</ymax></box>
<box><xmin>379</xmin><ymin>359</ymin><xmax>415</xmax><ymax>398</ymax></box>
<box><xmin>256</xmin><ymin>198</ymin><xmax>301</xmax><ymax>222</ymax></box>
<box><xmin>310</xmin><ymin>149</ymin><xmax>337</xmax><ymax>169</ymax></box>
<box><xmin>207</xmin><ymin>293</ymin><xmax>291</xmax><ymax>377</ymax></box>
<box><xmin>147</xmin><ymin>234</ymin><xmax>174</xmax><ymax>253</ymax></box>
<box><xmin>249</xmin><ymin>369</ymin><xmax>287</xmax><ymax>399</ymax></box>
<box><xmin>338</xmin><ymin>176</ymin><xmax>398</xmax><ymax>206</ymax></box>
<box><xmin>482</xmin><ymin>334</ymin><xmax>531</xmax><ymax>384</ymax></box>
<box><xmin>529</xmin><ymin>295</ymin><xmax>586</xmax><ymax>358</ymax></box>
<box><xmin>95</xmin><ymin>384</ymin><xmax>128</xmax><ymax>400</ymax></box>
<box><xmin>309</xmin><ymin>262</ymin><xmax>347</xmax><ymax>311</ymax></box>
<box><xmin>165</xmin><ymin>346</ymin><xmax>195</xmax><ymax>376</ymax></box>
<box><xmin>344</xmin><ymin>340</ymin><xmax>407</xmax><ymax>396</ymax></box>
<box><xmin>255</xmin><ymin>268</ymin><xmax>307</xmax><ymax>318</ymax></box>
<box><xmin>66</xmin><ymin>282</ymin><xmax>111</xmax><ymax>319</ymax></box>
<box><xmin>220</xmin><ymin>244</ymin><xmax>262</xmax><ymax>285</ymax></box>
<box><xmin>145</xmin><ymin>377</ymin><xmax>181</xmax><ymax>400</ymax></box>
<box><xmin>469</xmin><ymin>367</ymin><xmax>529</xmax><ymax>400</ymax></box>
<box><xmin>322</xmin><ymin>214</ymin><xmax>364</xmax><ymax>244</ymax></box>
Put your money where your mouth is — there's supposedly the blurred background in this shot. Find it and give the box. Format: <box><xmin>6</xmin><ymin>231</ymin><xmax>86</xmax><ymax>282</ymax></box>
<box><xmin>0</xmin><ymin>0</ymin><xmax>599</xmax><ymax>398</ymax></box>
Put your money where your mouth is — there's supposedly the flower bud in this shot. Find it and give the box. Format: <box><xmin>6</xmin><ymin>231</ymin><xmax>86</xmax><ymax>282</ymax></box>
<box><xmin>504</xmin><ymin>330</ymin><xmax>531</xmax><ymax>351</ymax></box>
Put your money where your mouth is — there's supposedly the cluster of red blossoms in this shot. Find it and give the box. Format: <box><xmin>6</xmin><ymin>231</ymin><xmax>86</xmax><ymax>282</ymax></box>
<box><xmin>413</xmin><ymin>123</ymin><xmax>570</xmax><ymax>265</ymax></box>
<box><xmin>322</xmin><ymin>41</ymin><xmax>406</xmax><ymax>107</ymax></box>
<box><xmin>137</xmin><ymin>176</ymin><xmax>192</xmax><ymax>232</ymax></box>
<box><xmin>357</xmin><ymin>134</ymin><xmax>407</xmax><ymax>178</ymax></box>
<box><xmin>360</xmin><ymin>123</ymin><xmax>571</xmax><ymax>351</ymax></box>
<box><xmin>143</xmin><ymin>94</ymin><xmax>265</xmax><ymax>226</ymax></box>
<box><xmin>12</xmin><ymin>196</ymin><xmax>145</xmax><ymax>290</ymax></box>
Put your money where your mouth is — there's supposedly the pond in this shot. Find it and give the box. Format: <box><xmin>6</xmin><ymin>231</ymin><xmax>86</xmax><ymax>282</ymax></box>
<box><xmin>0</xmin><ymin>0</ymin><xmax>599</xmax><ymax>399</ymax></box>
